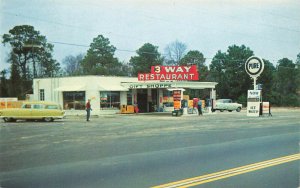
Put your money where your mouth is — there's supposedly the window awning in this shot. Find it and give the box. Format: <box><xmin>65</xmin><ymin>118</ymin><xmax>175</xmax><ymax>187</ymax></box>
<box><xmin>54</xmin><ymin>85</ymin><xmax>85</xmax><ymax>91</ymax></box>
<box><xmin>98</xmin><ymin>84</ymin><xmax>129</xmax><ymax>91</ymax></box>
<box><xmin>54</xmin><ymin>84</ymin><xmax>128</xmax><ymax>92</ymax></box>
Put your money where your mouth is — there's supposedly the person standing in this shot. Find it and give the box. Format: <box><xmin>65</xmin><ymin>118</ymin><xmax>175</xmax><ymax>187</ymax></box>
<box><xmin>197</xmin><ymin>99</ymin><xmax>203</xmax><ymax>116</ymax></box>
<box><xmin>86</xmin><ymin>99</ymin><xmax>92</xmax><ymax>121</ymax></box>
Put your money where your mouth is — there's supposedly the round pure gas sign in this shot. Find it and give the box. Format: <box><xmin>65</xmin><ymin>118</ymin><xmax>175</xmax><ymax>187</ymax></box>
<box><xmin>245</xmin><ymin>56</ymin><xmax>264</xmax><ymax>77</ymax></box>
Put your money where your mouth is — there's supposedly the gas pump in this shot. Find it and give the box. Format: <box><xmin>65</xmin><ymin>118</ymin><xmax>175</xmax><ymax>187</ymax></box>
<box><xmin>171</xmin><ymin>89</ymin><xmax>184</xmax><ymax>116</ymax></box>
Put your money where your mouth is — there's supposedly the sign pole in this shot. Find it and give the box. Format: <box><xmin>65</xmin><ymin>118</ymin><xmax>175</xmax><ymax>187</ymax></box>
<box><xmin>253</xmin><ymin>77</ymin><xmax>256</xmax><ymax>90</ymax></box>
<box><xmin>245</xmin><ymin>56</ymin><xmax>265</xmax><ymax>117</ymax></box>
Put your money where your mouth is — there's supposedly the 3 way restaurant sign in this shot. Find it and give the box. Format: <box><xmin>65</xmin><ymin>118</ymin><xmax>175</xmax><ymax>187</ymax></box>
<box><xmin>138</xmin><ymin>65</ymin><xmax>199</xmax><ymax>81</ymax></box>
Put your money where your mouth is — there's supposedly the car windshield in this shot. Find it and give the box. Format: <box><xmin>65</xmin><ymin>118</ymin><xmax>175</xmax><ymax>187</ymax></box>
<box><xmin>22</xmin><ymin>104</ymin><xmax>32</xmax><ymax>109</ymax></box>
<box><xmin>45</xmin><ymin>105</ymin><xmax>59</xmax><ymax>109</ymax></box>
<box><xmin>217</xmin><ymin>99</ymin><xmax>232</xmax><ymax>103</ymax></box>
<box><xmin>33</xmin><ymin>104</ymin><xmax>44</xmax><ymax>109</ymax></box>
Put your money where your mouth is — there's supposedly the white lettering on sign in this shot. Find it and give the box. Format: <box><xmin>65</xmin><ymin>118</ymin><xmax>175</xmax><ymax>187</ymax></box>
<box><xmin>139</xmin><ymin>65</ymin><xmax>199</xmax><ymax>81</ymax></box>
<box><xmin>161</xmin><ymin>66</ymin><xmax>193</xmax><ymax>73</ymax></box>
<box><xmin>139</xmin><ymin>74</ymin><xmax>144</xmax><ymax>80</ymax></box>
<box><xmin>138</xmin><ymin>73</ymin><xmax>196</xmax><ymax>81</ymax></box>
<box><xmin>184</xmin><ymin>66</ymin><xmax>191</xmax><ymax>72</ymax></box>
<box><xmin>165</xmin><ymin>66</ymin><xmax>176</xmax><ymax>73</ymax></box>
<box><xmin>154</xmin><ymin>66</ymin><xmax>160</xmax><ymax>73</ymax></box>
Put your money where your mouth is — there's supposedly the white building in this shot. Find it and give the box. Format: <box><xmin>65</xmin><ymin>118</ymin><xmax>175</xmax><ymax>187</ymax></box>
<box><xmin>33</xmin><ymin>76</ymin><xmax>217</xmax><ymax>115</ymax></box>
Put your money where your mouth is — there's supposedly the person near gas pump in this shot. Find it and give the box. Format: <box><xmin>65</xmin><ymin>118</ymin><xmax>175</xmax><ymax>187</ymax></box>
<box><xmin>197</xmin><ymin>98</ymin><xmax>203</xmax><ymax>116</ymax></box>
<box><xmin>193</xmin><ymin>98</ymin><xmax>198</xmax><ymax>114</ymax></box>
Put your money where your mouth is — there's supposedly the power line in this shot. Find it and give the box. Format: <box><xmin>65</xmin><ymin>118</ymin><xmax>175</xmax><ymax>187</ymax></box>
<box><xmin>1</xmin><ymin>32</ymin><xmax>290</xmax><ymax>63</ymax></box>
<box><xmin>1</xmin><ymin>36</ymin><xmax>287</xmax><ymax>63</ymax></box>
<box><xmin>49</xmin><ymin>41</ymin><xmax>89</xmax><ymax>48</ymax></box>
<box><xmin>49</xmin><ymin>40</ymin><xmax>169</xmax><ymax>56</ymax></box>
<box><xmin>49</xmin><ymin>40</ymin><xmax>284</xmax><ymax>63</ymax></box>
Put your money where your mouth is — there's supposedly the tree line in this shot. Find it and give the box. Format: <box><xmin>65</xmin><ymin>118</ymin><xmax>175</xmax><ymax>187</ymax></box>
<box><xmin>1</xmin><ymin>25</ymin><xmax>299</xmax><ymax>106</ymax></box>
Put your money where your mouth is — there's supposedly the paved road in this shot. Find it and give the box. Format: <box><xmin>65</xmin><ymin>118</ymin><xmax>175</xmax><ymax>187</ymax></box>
<box><xmin>0</xmin><ymin>109</ymin><xmax>299</xmax><ymax>188</ymax></box>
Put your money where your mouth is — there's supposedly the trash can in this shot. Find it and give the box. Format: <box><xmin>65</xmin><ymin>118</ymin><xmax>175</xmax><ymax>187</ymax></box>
<box><xmin>181</xmin><ymin>99</ymin><xmax>188</xmax><ymax>115</ymax></box>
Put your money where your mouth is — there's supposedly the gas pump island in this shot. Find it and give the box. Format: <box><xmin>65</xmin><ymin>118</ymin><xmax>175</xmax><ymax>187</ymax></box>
<box><xmin>245</xmin><ymin>56</ymin><xmax>266</xmax><ymax>117</ymax></box>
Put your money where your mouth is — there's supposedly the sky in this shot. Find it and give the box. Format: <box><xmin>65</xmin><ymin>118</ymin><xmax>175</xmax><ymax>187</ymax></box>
<box><xmin>1</xmin><ymin>0</ymin><xmax>300</xmax><ymax>71</ymax></box>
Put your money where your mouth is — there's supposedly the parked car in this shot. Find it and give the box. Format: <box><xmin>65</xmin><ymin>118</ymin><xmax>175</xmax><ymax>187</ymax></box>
<box><xmin>213</xmin><ymin>99</ymin><xmax>242</xmax><ymax>112</ymax></box>
<box><xmin>0</xmin><ymin>101</ymin><xmax>65</xmax><ymax>122</ymax></box>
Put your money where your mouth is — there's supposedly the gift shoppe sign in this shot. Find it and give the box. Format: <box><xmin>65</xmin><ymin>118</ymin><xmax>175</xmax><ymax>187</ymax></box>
<box><xmin>138</xmin><ymin>65</ymin><xmax>199</xmax><ymax>81</ymax></box>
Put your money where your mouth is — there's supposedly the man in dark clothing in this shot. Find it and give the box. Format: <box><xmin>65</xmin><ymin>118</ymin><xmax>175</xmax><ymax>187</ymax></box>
<box><xmin>197</xmin><ymin>99</ymin><xmax>203</xmax><ymax>115</ymax></box>
<box><xmin>86</xmin><ymin>99</ymin><xmax>92</xmax><ymax>121</ymax></box>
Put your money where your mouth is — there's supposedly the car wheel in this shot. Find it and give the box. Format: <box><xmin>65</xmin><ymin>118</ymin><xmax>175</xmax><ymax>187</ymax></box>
<box><xmin>44</xmin><ymin>117</ymin><xmax>53</xmax><ymax>122</ymax></box>
<box><xmin>4</xmin><ymin>117</ymin><xmax>16</xmax><ymax>122</ymax></box>
<box><xmin>236</xmin><ymin>107</ymin><xmax>241</xmax><ymax>112</ymax></box>
<box><xmin>26</xmin><ymin>119</ymin><xmax>36</xmax><ymax>122</ymax></box>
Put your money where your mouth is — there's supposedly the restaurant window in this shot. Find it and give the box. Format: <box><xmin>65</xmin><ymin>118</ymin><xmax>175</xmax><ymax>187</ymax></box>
<box><xmin>63</xmin><ymin>91</ymin><xmax>85</xmax><ymax>110</ymax></box>
<box><xmin>39</xmin><ymin>89</ymin><xmax>45</xmax><ymax>101</ymax></box>
<box><xmin>162</xmin><ymin>89</ymin><xmax>173</xmax><ymax>107</ymax></box>
<box><xmin>100</xmin><ymin>91</ymin><xmax>120</xmax><ymax>109</ymax></box>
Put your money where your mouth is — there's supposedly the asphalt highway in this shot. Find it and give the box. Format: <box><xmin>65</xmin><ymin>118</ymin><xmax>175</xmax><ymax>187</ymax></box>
<box><xmin>0</xmin><ymin>109</ymin><xmax>299</xmax><ymax>188</ymax></box>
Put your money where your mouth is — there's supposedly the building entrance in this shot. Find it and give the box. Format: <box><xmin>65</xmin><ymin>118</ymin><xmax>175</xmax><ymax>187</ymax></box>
<box><xmin>137</xmin><ymin>89</ymin><xmax>147</xmax><ymax>113</ymax></box>
<box><xmin>149</xmin><ymin>89</ymin><xmax>158</xmax><ymax>112</ymax></box>
<box><xmin>136</xmin><ymin>89</ymin><xmax>159</xmax><ymax>113</ymax></box>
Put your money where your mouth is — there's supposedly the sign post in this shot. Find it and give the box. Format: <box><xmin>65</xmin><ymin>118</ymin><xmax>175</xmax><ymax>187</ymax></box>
<box><xmin>245</xmin><ymin>56</ymin><xmax>264</xmax><ymax>117</ymax></box>
<box><xmin>245</xmin><ymin>56</ymin><xmax>264</xmax><ymax>90</ymax></box>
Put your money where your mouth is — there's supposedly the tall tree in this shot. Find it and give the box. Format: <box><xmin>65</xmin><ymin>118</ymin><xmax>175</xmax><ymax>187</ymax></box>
<box><xmin>81</xmin><ymin>35</ymin><xmax>121</xmax><ymax>75</ymax></box>
<box><xmin>2</xmin><ymin>25</ymin><xmax>59</xmax><ymax>78</ymax></box>
<box><xmin>2</xmin><ymin>25</ymin><xmax>60</xmax><ymax>98</ymax></box>
<box><xmin>37</xmin><ymin>44</ymin><xmax>61</xmax><ymax>77</ymax></box>
<box><xmin>9</xmin><ymin>52</ymin><xmax>23</xmax><ymax>98</ymax></box>
<box><xmin>273</xmin><ymin>58</ymin><xmax>298</xmax><ymax>106</ymax></box>
<box><xmin>257</xmin><ymin>59</ymin><xmax>275</xmax><ymax>103</ymax></box>
<box><xmin>180</xmin><ymin>50</ymin><xmax>208</xmax><ymax>81</ymax></box>
<box><xmin>296</xmin><ymin>53</ymin><xmax>300</xmax><ymax>93</ymax></box>
<box><xmin>164</xmin><ymin>40</ymin><xmax>187</xmax><ymax>65</ymax></box>
<box><xmin>209</xmin><ymin>51</ymin><xmax>229</xmax><ymax>98</ymax></box>
<box><xmin>0</xmin><ymin>69</ymin><xmax>9</xmax><ymax>97</ymax></box>
<box><xmin>209</xmin><ymin>45</ymin><xmax>254</xmax><ymax>102</ymax></box>
<box><xmin>129</xmin><ymin>43</ymin><xmax>163</xmax><ymax>76</ymax></box>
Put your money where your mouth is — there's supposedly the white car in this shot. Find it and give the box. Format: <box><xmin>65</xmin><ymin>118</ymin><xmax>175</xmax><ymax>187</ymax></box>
<box><xmin>213</xmin><ymin>99</ymin><xmax>242</xmax><ymax>112</ymax></box>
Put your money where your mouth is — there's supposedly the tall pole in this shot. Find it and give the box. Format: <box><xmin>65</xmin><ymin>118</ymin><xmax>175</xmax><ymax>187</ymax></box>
<box><xmin>253</xmin><ymin>77</ymin><xmax>256</xmax><ymax>90</ymax></box>
<box><xmin>32</xmin><ymin>44</ymin><xmax>36</xmax><ymax>78</ymax></box>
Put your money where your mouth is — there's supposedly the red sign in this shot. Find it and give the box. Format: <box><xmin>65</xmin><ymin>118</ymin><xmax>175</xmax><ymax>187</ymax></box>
<box><xmin>138</xmin><ymin>65</ymin><xmax>199</xmax><ymax>81</ymax></box>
